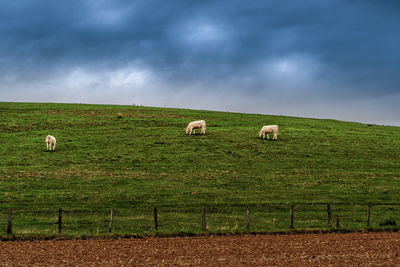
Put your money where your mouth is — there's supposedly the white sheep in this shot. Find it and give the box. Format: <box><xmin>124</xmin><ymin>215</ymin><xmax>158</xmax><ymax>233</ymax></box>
<box><xmin>258</xmin><ymin>125</ymin><xmax>278</xmax><ymax>140</ymax></box>
<box><xmin>185</xmin><ymin>120</ymin><xmax>206</xmax><ymax>135</ymax></box>
<box><xmin>46</xmin><ymin>135</ymin><xmax>57</xmax><ymax>151</ymax></box>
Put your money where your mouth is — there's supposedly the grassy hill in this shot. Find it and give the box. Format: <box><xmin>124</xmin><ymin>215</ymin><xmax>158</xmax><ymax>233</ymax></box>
<box><xmin>1</xmin><ymin>102</ymin><xmax>400</xmax><ymax>237</ymax></box>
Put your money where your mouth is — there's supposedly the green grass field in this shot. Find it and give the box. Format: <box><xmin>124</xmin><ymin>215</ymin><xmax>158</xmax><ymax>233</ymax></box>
<box><xmin>1</xmin><ymin>102</ymin><xmax>400</xmax><ymax>237</ymax></box>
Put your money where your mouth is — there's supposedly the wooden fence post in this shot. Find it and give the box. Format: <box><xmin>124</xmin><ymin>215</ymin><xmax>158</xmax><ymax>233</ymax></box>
<box><xmin>336</xmin><ymin>215</ymin><xmax>340</xmax><ymax>228</ymax></box>
<box><xmin>109</xmin><ymin>208</ymin><xmax>114</xmax><ymax>233</ymax></box>
<box><xmin>327</xmin><ymin>204</ymin><xmax>332</xmax><ymax>227</ymax></box>
<box><xmin>246</xmin><ymin>205</ymin><xmax>250</xmax><ymax>231</ymax></box>
<box><xmin>367</xmin><ymin>204</ymin><xmax>371</xmax><ymax>227</ymax></box>
<box><xmin>290</xmin><ymin>204</ymin><xmax>294</xmax><ymax>229</ymax></box>
<box><xmin>58</xmin><ymin>208</ymin><xmax>62</xmax><ymax>234</ymax></box>
<box><xmin>7</xmin><ymin>208</ymin><xmax>12</xmax><ymax>234</ymax></box>
<box><xmin>154</xmin><ymin>208</ymin><xmax>158</xmax><ymax>231</ymax></box>
<box><xmin>202</xmin><ymin>207</ymin><xmax>206</xmax><ymax>231</ymax></box>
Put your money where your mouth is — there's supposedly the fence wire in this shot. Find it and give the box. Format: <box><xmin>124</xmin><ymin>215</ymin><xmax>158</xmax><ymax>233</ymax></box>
<box><xmin>1</xmin><ymin>203</ymin><xmax>399</xmax><ymax>236</ymax></box>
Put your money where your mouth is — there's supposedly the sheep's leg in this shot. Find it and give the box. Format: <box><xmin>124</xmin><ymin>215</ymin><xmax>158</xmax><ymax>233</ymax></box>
<box><xmin>262</xmin><ymin>133</ymin><xmax>265</xmax><ymax>139</ymax></box>
<box><xmin>267</xmin><ymin>133</ymin><xmax>270</xmax><ymax>140</ymax></box>
<box><xmin>193</xmin><ymin>129</ymin><xmax>196</xmax><ymax>135</ymax></box>
<box><xmin>46</xmin><ymin>143</ymin><xmax>49</xmax><ymax>151</ymax></box>
<box><xmin>273</xmin><ymin>133</ymin><xmax>277</xmax><ymax>140</ymax></box>
<box><xmin>189</xmin><ymin>128</ymin><xmax>193</xmax><ymax>135</ymax></box>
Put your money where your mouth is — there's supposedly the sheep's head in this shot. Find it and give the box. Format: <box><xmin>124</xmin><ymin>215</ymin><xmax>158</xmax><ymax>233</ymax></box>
<box><xmin>185</xmin><ymin>127</ymin><xmax>190</xmax><ymax>134</ymax></box>
<box><xmin>258</xmin><ymin>130</ymin><xmax>262</xmax><ymax>138</ymax></box>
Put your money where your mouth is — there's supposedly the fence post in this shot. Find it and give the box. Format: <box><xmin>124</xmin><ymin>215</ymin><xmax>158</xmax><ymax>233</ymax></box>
<box><xmin>336</xmin><ymin>215</ymin><xmax>340</xmax><ymax>228</ymax></box>
<box><xmin>109</xmin><ymin>208</ymin><xmax>113</xmax><ymax>233</ymax></box>
<box><xmin>327</xmin><ymin>204</ymin><xmax>332</xmax><ymax>227</ymax></box>
<box><xmin>58</xmin><ymin>208</ymin><xmax>63</xmax><ymax>234</ymax></box>
<box><xmin>154</xmin><ymin>208</ymin><xmax>158</xmax><ymax>231</ymax></box>
<box><xmin>246</xmin><ymin>205</ymin><xmax>250</xmax><ymax>231</ymax></box>
<box><xmin>202</xmin><ymin>207</ymin><xmax>206</xmax><ymax>231</ymax></box>
<box><xmin>7</xmin><ymin>208</ymin><xmax>12</xmax><ymax>234</ymax></box>
<box><xmin>290</xmin><ymin>204</ymin><xmax>294</xmax><ymax>229</ymax></box>
<box><xmin>367</xmin><ymin>204</ymin><xmax>371</xmax><ymax>227</ymax></box>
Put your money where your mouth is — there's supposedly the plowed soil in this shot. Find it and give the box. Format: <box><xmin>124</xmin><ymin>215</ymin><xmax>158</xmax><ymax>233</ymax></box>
<box><xmin>1</xmin><ymin>232</ymin><xmax>400</xmax><ymax>266</ymax></box>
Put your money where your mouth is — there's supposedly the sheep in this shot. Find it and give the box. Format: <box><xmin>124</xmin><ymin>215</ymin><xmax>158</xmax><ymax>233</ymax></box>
<box><xmin>185</xmin><ymin>120</ymin><xmax>206</xmax><ymax>135</ymax></box>
<box><xmin>258</xmin><ymin>125</ymin><xmax>278</xmax><ymax>140</ymax></box>
<box><xmin>46</xmin><ymin>135</ymin><xmax>56</xmax><ymax>151</ymax></box>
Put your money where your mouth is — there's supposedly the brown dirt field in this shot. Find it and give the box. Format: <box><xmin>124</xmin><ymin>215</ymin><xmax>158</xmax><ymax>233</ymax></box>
<box><xmin>1</xmin><ymin>232</ymin><xmax>400</xmax><ymax>266</ymax></box>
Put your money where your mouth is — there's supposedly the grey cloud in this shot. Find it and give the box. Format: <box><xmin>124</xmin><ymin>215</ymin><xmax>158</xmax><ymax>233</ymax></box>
<box><xmin>1</xmin><ymin>0</ymin><xmax>400</xmax><ymax>125</ymax></box>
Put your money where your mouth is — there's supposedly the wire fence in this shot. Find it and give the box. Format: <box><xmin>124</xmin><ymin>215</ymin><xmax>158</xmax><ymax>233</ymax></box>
<box><xmin>1</xmin><ymin>203</ymin><xmax>399</xmax><ymax>236</ymax></box>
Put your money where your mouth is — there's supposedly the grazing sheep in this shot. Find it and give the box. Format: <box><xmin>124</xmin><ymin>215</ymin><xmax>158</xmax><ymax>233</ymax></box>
<box><xmin>46</xmin><ymin>135</ymin><xmax>56</xmax><ymax>151</ymax></box>
<box><xmin>258</xmin><ymin>125</ymin><xmax>278</xmax><ymax>140</ymax></box>
<box><xmin>185</xmin><ymin>120</ymin><xmax>206</xmax><ymax>135</ymax></box>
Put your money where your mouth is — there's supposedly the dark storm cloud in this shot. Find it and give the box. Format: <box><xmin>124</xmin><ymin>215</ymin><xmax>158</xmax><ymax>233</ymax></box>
<box><xmin>1</xmin><ymin>0</ymin><xmax>400</xmax><ymax>125</ymax></box>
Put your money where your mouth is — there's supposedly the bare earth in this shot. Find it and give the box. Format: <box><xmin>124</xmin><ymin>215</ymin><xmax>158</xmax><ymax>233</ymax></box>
<box><xmin>1</xmin><ymin>232</ymin><xmax>400</xmax><ymax>266</ymax></box>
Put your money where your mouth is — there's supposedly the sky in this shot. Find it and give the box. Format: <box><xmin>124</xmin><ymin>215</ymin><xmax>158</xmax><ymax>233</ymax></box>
<box><xmin>1</xmin><ymin>0</ymin><xmax>400</xmax><ymax>125</ymax></box>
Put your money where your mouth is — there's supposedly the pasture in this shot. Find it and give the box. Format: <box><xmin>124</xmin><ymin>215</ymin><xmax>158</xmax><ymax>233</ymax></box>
<box><xmin>1</xmin><ymin>102</ymin><xmax>400</xmax><ymax>237</ymax></box>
